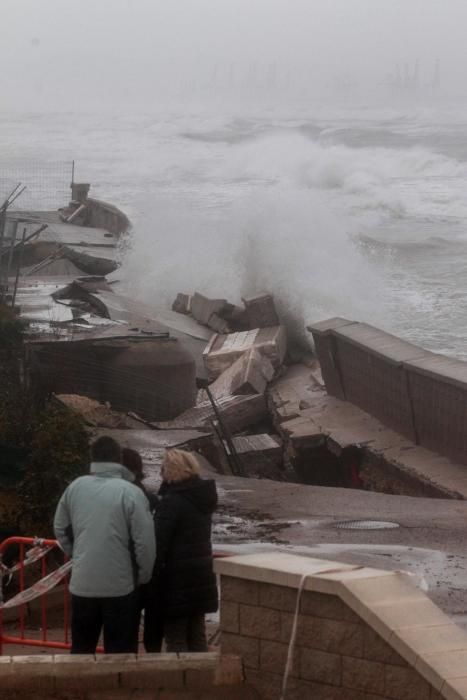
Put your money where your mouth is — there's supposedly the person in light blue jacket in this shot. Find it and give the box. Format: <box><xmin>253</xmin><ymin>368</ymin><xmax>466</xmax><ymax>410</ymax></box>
<box><xmin>53</xmin><ymin>435</ymin><xmax>156</xmax><ymax>654</ymax></box>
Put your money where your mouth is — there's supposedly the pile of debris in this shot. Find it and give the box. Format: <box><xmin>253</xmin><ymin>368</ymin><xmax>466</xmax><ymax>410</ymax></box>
<box><xmin>160</xmin><ymin>291</ymin><xmax>289</xmax><ymax>480</ymax></box>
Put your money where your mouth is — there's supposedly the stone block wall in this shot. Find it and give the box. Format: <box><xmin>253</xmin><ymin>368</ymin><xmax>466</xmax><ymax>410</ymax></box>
<box><xmin>0</xmin><ymin>652</ymin><xmax>254</xmax><ymax>700</ymax></box>
<box><xmin>215</xmin><ymin>552</ymin><xmax>467</xmax><ymax>699</ymax></box>
<box><xmin>221</xmin><ymin>578</ymin><xmax>435</xmax><ymax>699</ymax></box>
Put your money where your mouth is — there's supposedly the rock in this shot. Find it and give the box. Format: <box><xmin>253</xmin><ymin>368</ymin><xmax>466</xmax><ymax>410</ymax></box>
<box><xmin>209</xmin><ymin>348</ymin><xmax>275</xmax><ymax>401</ymax></box>
<box><xmin>203</xmin><ymin>326</ymin><xmax>287</xmax><ymax>381</ymax></box>
<box><xmin>242</xmin><ymin>293</ymin><xmax>279</xmax><ymax>328</ymax></box>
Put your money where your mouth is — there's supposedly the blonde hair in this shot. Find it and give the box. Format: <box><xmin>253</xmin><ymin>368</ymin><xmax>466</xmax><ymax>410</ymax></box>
<box><xmin>161</xmin><ymin>448</ymin><xmax>201</xmax><ymax>483</ymax></box>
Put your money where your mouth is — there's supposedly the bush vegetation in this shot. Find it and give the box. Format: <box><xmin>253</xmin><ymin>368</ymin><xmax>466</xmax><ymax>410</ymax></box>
<box><xmin>0</xmin><ymin>304</ymin><xmax>89</xmax><ymax>535</ymax></box>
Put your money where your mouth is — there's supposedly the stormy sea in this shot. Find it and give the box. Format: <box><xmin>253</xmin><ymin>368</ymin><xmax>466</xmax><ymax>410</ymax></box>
<box><xmin>2</xmin><ymin>104</ymin><xmax>467</xmax><ymax>358</ymax></box>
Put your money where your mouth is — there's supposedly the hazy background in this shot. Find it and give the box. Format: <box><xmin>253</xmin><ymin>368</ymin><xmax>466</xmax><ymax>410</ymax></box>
<box><xmin>2</xmin><ymin>1</ymin><xmax>467</xmax><ymax>356</ymax></box>
<box><xmin>2</xmin><ymin>0</ymin><xmax>467</xmax><ymax>110</ymax></box>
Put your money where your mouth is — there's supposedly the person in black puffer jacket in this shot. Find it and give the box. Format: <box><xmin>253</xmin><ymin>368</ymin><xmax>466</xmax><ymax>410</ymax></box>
<box><xmin>144</xmin><ymin>448</ymin><xmax>218</xmax><ymax>653</ymax></box>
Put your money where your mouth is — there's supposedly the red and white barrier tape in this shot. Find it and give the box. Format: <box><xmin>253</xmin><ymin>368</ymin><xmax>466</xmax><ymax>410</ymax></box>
<box><xmin>0</xmin><ymin>561</ymin><xmax>72</xmax><ymax>610</ymax></box>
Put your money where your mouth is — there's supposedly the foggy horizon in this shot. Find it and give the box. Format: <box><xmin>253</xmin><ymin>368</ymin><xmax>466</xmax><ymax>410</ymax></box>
<box><xmin>2</xmin><ymin>0</ymin><xmax>467</xmax><ymax>112</ymax></box>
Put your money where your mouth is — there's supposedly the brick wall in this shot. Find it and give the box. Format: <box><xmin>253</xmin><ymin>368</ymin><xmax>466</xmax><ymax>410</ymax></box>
<box><xmin>0</xmin><ymin>652</ymin><xmax>255</xmax><ymax>700</ymax></box>
<box><xmin>220</xmin><ymin>577</ymin><xmax>437</xmax><ymax>699</ymax></box>
<box><xmin>215</xmin><ymin>552</ymin><xmax>467</xmax><ymax>700</ymax></box>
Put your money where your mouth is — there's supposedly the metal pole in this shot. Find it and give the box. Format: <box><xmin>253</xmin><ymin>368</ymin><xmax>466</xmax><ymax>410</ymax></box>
<box><xmin>0</xmin><ymin>210</ymin><xmax>7</xmax><ymax>303</ymax></box>
<box><xmin>0</xmin><ymin>223</ymin><xmax>48</xmax><ymax>260</ymax></box>
<box><xmin>205</xmin><ymin>386</ymin><xmax>246</xmax><ymax>477</ymax></box>
<box><xmin>11</xmin><ymin>227</ymin><xmax>27</xmax><ymax>309</ymax></box>
<box><xmin>6</xmin><ymin>220</ymin><xmax>18</xmax><ymax>290</ymax></box>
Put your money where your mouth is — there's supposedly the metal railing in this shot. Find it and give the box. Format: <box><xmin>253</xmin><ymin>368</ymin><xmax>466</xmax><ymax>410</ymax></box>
<box><xmin>0</xmin><ymin>536</ymin><xmax>230</xmax><ymax>655</ymax></box>
<box><xmin>0</xmin><ymin>536</ymin><xmax>71</xmax><ymax>654</ymax></box>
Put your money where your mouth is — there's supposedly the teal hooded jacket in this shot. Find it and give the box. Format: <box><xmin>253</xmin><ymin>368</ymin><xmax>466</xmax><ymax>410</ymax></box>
<box><xmin>53</xmin><ymin>462</ymin><xmax>156</xmax><ymax>598</ymax></box>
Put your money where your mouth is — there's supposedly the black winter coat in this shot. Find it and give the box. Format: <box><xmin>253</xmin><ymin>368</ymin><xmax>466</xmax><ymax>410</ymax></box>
<box><xmin>152</xmin><ymin>476</ymin><xmax>218</xmax><ymax>619</ymax></box>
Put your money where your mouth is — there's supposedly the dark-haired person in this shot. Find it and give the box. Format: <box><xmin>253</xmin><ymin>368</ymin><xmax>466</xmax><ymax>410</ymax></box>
<box><xmin>122</xmin><ymin>447</ymin><xmax>158</xmax><ymax>511</ymax></box>
<box><xmin>121</xmin><ymin>446</ymin><xmax>162</xmax><ymax>652</ymax></box>
<box><xmin>54</xmin><ymin>435</ymin><xmax>156</xmax><ymax>654</ymax></box>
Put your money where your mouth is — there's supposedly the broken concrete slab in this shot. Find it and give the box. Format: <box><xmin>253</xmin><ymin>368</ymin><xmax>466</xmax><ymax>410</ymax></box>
<box><xmin>242</xmin><ymin>293</ymin><xmax>279</xmax><ymax>328</ymax></box>
<box><xmin>268</xmin><ymin>363</ymin><xmax>321</xmax><ymax>426</ymax></box>
<box><xmin>269</xmin><ymin>362</ymin><xmax>467</xmax><ymax>499</ymax></box>
<box><xmin>203</xmin><ymin>325</ymin><xmax>287</xmax><ymax>381</ymax></box>
<box><xmin>172</xmin><ymin>293</ymin><xmax>192</xmax><ymax>315</ymax></box>
<box><xmin>228</xmin><ymin>434</ymin><xmax>283</xmax><ymax>479</ymax></box>
<box><xmin>154</xmin><ymin>393</ymin><xmax>268</xmax><ymax>433</ymax></box>
<box><xmin>207</xmin><ymin>312</ymin><xmax>230</xmax><ymax>334</ymax></box>
<box><xmin>209</xmin><ymin>347</ymin><xmax>275</xmax><ymax>401</ymax></box>
<box><xmin>191</xmin><ymin>292</ymin><xmax>228</xmax><ymax>326</ymax></box>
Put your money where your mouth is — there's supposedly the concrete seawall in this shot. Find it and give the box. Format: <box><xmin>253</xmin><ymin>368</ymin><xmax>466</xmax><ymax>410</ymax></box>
<box><xmin>309</xmin><ymin>318</ymin><xmax>467</xmax><ymax>467</ymax></box>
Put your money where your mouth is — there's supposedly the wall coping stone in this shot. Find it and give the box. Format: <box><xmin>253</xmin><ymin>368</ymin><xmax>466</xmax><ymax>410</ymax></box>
<box><xmin>404</xmin><ymin>353</ymin><xmax>467</xmax><ymax>390</ymax></box>
<box><xmin>215</xmin><ymin>552</ymin><xmax>467</xmax><ymax>699</ymax></box>
<box><xmin>306</xmin><ymin>317</ymin><xmax>356</xmax><ymax>335</ymax></box>
<box><xmin>334</xmin><ymin>322</ymin><xmax>427</xmax><ymax>365</ymax></box>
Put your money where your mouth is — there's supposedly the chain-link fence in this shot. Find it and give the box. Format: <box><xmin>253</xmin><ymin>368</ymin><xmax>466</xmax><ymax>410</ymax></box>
<box><xmin>0</xmin><ymin>161</ymin><xmax>73</xmax><ymax>211</ymax></box>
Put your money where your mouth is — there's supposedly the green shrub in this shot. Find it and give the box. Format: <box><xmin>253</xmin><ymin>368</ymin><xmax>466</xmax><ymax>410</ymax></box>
<box><xmin>18</xmin><ymin>404</ymin><xmax>90</xmax><ymax>535</ymax></box>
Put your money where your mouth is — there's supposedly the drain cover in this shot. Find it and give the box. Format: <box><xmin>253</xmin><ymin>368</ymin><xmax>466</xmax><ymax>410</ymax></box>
<box><xmin>334</xmin><ymin>520</ymin><xmax>400</xmax><ymax>531</ymax></box>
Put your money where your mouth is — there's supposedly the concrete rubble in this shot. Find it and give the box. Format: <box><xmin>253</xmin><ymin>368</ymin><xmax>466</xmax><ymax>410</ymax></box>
<box><xmin>203</xmin><ymin>325</ymin><xmax>287</xmax><ymax>380</ymax></box>
<box><xmin>7</xmin><ymin>182</ymin><xmax>467</xmax><ymax>499</ymax></box>
<box><xmin>208</xmin><ymin>347</ymin><xmax>274</xmax><ymax>401</ymax></box>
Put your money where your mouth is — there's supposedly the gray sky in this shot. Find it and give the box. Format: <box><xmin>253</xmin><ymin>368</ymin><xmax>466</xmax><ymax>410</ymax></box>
<box><xmin>1</xmin><ymin>0</ymin><xmax>467</xmax><ymax>110</ymax></box>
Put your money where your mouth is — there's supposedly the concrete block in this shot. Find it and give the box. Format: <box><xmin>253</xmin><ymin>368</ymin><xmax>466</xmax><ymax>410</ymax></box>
<box><xmin>119</xmin><ymin>655</ymin><xmax>185</xmax><ymax>690</ymax></box>
<box><xmin>385</xmin><ymin>663</ymin><xmax>432</xmax><ymax>699</ymax></box>
<box><xmin>158</xmin><ymin>393</ymin><xmax>268</xmax><ymax>433</ymax></box>
<box><xmin>299</xmin><ymin>591</ymin><xmax>360</xmax><ymax>623</ymax></box>
<box><xmin>363</xmin><ymin>624</ymin><xmax>407</xmax><ymax>666</ymax></box>
<box><xmin>220</xmin><ymin>601</ymin><xmax>240</xmax><ymax>634</ymax></box>
<box><xmin>207</xmin><ymin>313</ymin><xmax>230</xmax><ymax>334</ymax></box>
<box><xmin>299</xmin><ymin>647</ymin><xmax>341</xmax><ymax>686</ymax></box>
<box><xmin>258</xmin><ymin>582</ymin><xmax>297</xmax><ymax>612</ymax></box>
<box><xmin>191</xmin><ymin>292</ymin><xmax>228</xmax><ymax>326</ymax></box>
<box><xmin>0</xmin><ymin>656</ymin><xmax>12</xmax><ymax>685</ymax></box>
<box><xmin>203</xmin><ymin>326</ymin><xmax>287</xmax><ymax>381</ymax></box>
<box><xmin>242</xmin><ymin>294</ymin><xmax>279</xmax><ymax>329</ymax></box>
<box><xmin>209</xmin><ymin>348</ymin><xmax>274</xmax><ymax>401</ymax></box>
<box><xmin>221</xmin><ymin>576</ymin><xmax>260</xmax><ymax>605</ymax></box>
<box><xmin>172</xmin><ymin>293</ymin><xmax>192</xmax><ymax>315</ymax></box>
<box><xmin>221</xmin><ymin>632</ymin><xmax>260</xmax><ymax>670</ymax></box>
<box><xmin>239</xmin><ymin>604</ymin><xmax>281</xmax><ymax>641</ymax></box>
<box><xmin>54</xmin><ymin>654</ymin><xmax>119</xmax><ymax>692</ymax></box>
<box><xmin>282</xmin><ymin>614</ymin><xmax>364</xmax><ymax>657</ymax></box>
<box><xmin>185</xmin><ymin>667</ymin><xmax>215</xmax><ymax>687</ymax></box>
<box><xmin>10</xmin><ymin>655</ymin><xmax>56</xmax><ymax>693</ymax></box>
<box><xmin>342</xmin><ymin>656</ymin><xmax>385</xmax><ymax>695</ymax></box>
<box><xmin>260</xmin><ymin>639</ymin><xmax>299</xmax><ymax>677</ymax></box>
<box><xmin>214</xmin><ymin>654</ymin><xmax>244</xmax><ymax>686</ymax></box>
<box><xmin>228</xmin><ymin>434</ymin><xmax>283</xmax><ymax>478</ymax></box>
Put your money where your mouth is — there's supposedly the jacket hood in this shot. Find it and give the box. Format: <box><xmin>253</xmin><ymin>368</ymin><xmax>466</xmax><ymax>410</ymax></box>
<box><xmin>90</xmin><ymin>462</ymin><xmax>135</xmax><ymax>483</ymax></box>
<box><xmin>160</xmin><ymin>476</ymin><xmax>217</xmax><ymax>514</ymax></box>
